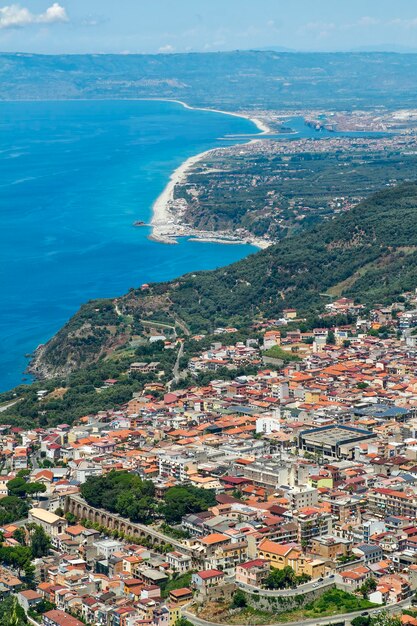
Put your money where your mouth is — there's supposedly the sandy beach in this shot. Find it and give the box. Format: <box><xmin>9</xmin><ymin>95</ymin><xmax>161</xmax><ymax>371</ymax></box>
<box><xmin>167</xmin><ymin>99</ymin><xmax>272</xmax><ymax>135</ymax></box>
<box><xmin>148</xmin><ymin>99</ymin><xmax>272</xmax><ymax>249</ymax></box>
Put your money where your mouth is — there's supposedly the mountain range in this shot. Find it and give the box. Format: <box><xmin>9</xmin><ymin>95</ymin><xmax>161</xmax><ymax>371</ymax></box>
<box><xmin>2</xmin><ymin>50</ymin><xmax>417</xmax><ymax>109</ymax></box>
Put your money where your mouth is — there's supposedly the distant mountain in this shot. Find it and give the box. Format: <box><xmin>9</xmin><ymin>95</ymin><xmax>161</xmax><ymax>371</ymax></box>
<box><xmin>349</xmin><ymin>44</ymin><xmax>417</xmax><ymax>53</ymax></box>
<box><xmin>30</xmin><ymin>182</ymin><xmax>417</xmax><ymax>378</ymax></box>
<box><xmin>251</xmin><ymin>46</ymin><xmax>296</xmax><ymax>52</ymax></box>
<box><xmin>2</xmin><ymin>50</ymin><xmax>417</xmax><ymax>109</ymax></box>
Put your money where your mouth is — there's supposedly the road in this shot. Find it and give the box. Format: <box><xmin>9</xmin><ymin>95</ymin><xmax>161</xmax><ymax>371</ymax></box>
<box><xmin>166</xmin><ymin>341</ymin><xmax>185</xmax><ymax>391</ymax></box>
<box><xmin>0</xmin><ymin>399</ymin><xmax>20</xmax><ymax>412</ymax></box>
<box><xmin>173</xmin><ymin>342</ymin><xmax>184</xmax><ymax>380</ymax></box>
<box><xmin>183</xmin><ymin>598</ymin><xmax>411</xmax><ymax>626</ymax></box>
<box><xmin>172</xmin><ymin>315</ymin><xmax>191</xmax><ymax>337</ymax></box>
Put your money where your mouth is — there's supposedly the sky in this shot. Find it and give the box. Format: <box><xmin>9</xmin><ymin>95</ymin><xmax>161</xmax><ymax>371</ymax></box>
<box><xmin>2</xmin><ymin>0</ymin><xmax>417</xmax><ymax>54</ymax></box>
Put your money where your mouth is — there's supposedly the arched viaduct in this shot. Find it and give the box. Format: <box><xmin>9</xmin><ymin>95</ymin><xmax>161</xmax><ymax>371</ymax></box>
<box><xmin>65</xmin><ymin>494</ymin><xmax>195</xmax><ymax>558</ymax></box>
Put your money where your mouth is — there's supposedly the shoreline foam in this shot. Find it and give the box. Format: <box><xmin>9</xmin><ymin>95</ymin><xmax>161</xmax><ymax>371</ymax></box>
<box><xmin>147</xmin><ymin>99</ymin><xmax>272</xmax><ymax>249</ymax></box>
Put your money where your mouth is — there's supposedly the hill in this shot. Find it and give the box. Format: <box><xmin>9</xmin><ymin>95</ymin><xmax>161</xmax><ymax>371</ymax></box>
<box><xmin>29</xmin><ymin>182</ymin><xmax>417</xmax><ymax>379</ymax></box>
<box><xmin>2</xmin><ymin>51</ymin><xmax>417</xmax><ymax>109</ymax></box>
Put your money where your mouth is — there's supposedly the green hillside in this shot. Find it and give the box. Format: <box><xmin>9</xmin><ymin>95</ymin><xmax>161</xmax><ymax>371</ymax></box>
<box><xmin>162</xmin><ymin>181</ymin><xmax>417</xmax><ymax>327</ymax></box>
<box><xmin>28</xmin><ymin>182</ymin><xmax>417</xmax><ymax>380</ymax></box>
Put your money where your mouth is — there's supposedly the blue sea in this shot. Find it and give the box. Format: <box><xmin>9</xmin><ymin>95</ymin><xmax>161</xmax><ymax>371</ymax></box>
<box><xmin>0</xmin><ymin>100</ymin><xmax>259</xmax><ymax>391</ymax></box>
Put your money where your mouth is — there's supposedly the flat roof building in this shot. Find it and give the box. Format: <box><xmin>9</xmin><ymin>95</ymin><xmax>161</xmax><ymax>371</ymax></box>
<box><xmin>299</xmin><ymin>425</ymin><xmax>377</xmax><ymax>460</ymax></box>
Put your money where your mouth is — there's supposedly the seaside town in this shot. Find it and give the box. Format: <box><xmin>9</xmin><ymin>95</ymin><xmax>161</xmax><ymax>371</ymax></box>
<box><xmin>153</xmin><ymin>115</ymin><xmax>417</xmax><ymax>249</ymax></box>
<box><xmin>4</xmin><ymin>290</ymin><xmax>417</xmax><ymax>625</ymax></box>
<box><xmin>7</xmin><ymin>5</ymin><xmax>417</xmax><ymax>626</ymax></box>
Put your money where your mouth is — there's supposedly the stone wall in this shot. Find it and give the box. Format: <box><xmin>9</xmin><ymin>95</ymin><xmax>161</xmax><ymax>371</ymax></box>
<box><xmin>195</xmin><ymin>583</ymin><xmax>237</xmax><ymax>605</ymax></box>
<box><xmin>243</xmin><ymin>583</ymin><xmax>336</xmax><ymax>612</ymax></box>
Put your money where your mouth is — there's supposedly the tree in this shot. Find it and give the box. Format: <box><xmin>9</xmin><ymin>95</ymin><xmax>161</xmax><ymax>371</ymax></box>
<box><xmin>371</xmin><ymin>613</ymin><xmax>401</xmax><ymax>626</ymax></box>
<box><xmin>360</xmin><ymin>577</ymin><xmax>377</xmax><ymax>599</ymax></box>
<box><xmin>12</xmin><ymin>528</ymin><xmax>26</xmax><ymax>545</ymax></box>
<box><xmin>174</xmin><ymin>619</ymin><xmax>194</xmax><ymax>626</ymax></box>
<box><xmin>6</xmin><ymin>477</ymin><xmax>28</xmax><ymax>498</ymax></box>
<box><xmin>32</xmin><ymin>599</ymin><xmax>55</xmax><ymax>615</ymax></box>
<box><xmin>351</xmin><ymin>617</ymin><xmax>371</xmax><ymax>626</ymax></box>
<box><xmin>162</xmin><ymin>485</ymin><xmax>216</xmax><ymax>524</ymax></box>
<box><xmin>7</xmin><ymin>477</ymin><xmax>46</xmax><ymax>498</ymax></box>
<box><xmin>0</xmin><ymin>596</ymin><xmax>27</xmax><ymax>626</ymax></box>
<box><xmin>30</xmin><ymin>525</ymin><xmax>51</xmax><ymax>558</ymax></box>
<box><xmin>264</xmin><ymin>565</ymin><xmax>311</xmax><ymax>590</ymax></box>
<box><xmin>23</xmin><ymin>561</ymin><xmax>36</xmax><ymax>588</ymax></box>
<box><xmin>231</xmin><ymin>590</ymin><xmax>247</xmax><ymax>609</ymax></box>
<box><xmin>326</xmin><ymin>330</ymin><xmax>336</xmax><ymax>345</ymax></box>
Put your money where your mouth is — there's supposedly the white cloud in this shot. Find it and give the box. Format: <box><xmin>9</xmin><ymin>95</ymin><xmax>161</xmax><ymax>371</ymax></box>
<box><xmin>357</xmin><ymin>16</ymin><xmax>380</xmax><ymax>27</ymax></box>
<box><xmin>158</xmin><ymin>44</ymin><xmax>175</xmax><ymax>53</ymax></box>
<box><xmin>0</xmin><ymin>3</ymin><xmax>68</xmax><ymax>29</ymax></box>
<box><xmin>303</xmin><ymin>21</ymin><xmax>336</xmax><ymax>33</ymax></box>
<box><xmin>389</xmin><ymin>17</ymin><xmax>417</xmax><ymax>29</ymax></box>
<box><xmin>300</xmin><ymin>21</ymin><xmax>336</xmax><ymax>40</ymax></box>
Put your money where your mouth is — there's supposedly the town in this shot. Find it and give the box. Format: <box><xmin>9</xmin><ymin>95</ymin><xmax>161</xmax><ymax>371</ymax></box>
<box><xmin>170</xmin><ymin>118</ymin><xmax>417</xmax><ymax>247</ymax></box>
<box><xmin>3</xmin><ymin>291</ymin><xmax>417</xmax><ymax>626</ymax></box>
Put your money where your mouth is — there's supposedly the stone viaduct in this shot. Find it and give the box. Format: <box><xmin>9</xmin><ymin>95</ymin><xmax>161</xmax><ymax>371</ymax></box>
<box><xmin>65</xmin><ymin>494</ymin><xmax>195</xmax><ymax>557</ymax></box>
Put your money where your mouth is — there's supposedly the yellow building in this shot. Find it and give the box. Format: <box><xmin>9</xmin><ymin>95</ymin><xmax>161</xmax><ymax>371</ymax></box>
<box><xmin>168</xmin><ymin>603</ymin><xmax>181</xmax><ymax>626</ymax></box>
<box><xmin>293</xmin><ymin>555</ymin><xmax>326</xmax><ymax>579</ymax></box>
<box><xmin>283</xmin><ymin>308</ymin><xmax>297</xmax><ymax>320</ymax></box>
<box><xmin>258</xmin><ymin>539</ymin><xmax>325</xmax><ymax>579</ymax></box>
<box><xmin>308</xmin><ymin>475</ymin><xmax>334</xmax><ymax>489</ymax></box>
<box><xmin>304</xmin><ymin>389</ymin><xmax>322</xmax><ymax>404</ymax></box>
<box><xmin>258</xmin><ymin>539</ymin><xmax>300</xmax><ymax>569</ymax></box>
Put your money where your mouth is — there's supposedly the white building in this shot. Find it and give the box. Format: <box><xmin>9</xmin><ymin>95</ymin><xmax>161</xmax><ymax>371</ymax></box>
<box><xmin>286</xmin><ymin>485</ymin><xmax>319</xmax><ymax>509</ymax></box>
<box><xmin>256</xmin><ymin>409</ymin><xmax>281</xmax><ymax>435</ymax></box>
<box><xmin>93</xmin><ymin>539</ymin><xmax>124</xmax><ymax>559</ymax></box>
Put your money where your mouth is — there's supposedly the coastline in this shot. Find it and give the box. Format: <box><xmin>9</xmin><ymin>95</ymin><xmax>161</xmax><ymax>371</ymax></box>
<box><xmin>148</xmin><ymin>98</ymin><xmax>272</xmax><ymax>249</ymax></box>
<box><xmin>140</xmin><ymin>97</ymin><xmax>272</xmax><ymax>136</ymax></box>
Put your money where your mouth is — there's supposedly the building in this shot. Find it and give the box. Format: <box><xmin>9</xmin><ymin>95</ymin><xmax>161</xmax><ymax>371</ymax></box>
<box><xmin>93</xmin><ymin>539</ymin><xmax>124</xmax><ymax>560</ymax></box>
<box><xmin>29</xmin><ymin>508</ymin><xmax>67</xmax><ymax>539</ymax></box>
<box><xmin>299</xmin><ymin>425</ymin><xmax>377</xmax><ymax>460</ymax></box>
<box><xmin>353</xmin><ymin>543</ymin><xmax>384</xmax><ymax>564</ymax></box>
<box><xmin>192</xmin><ymin>570</ymin><xmax>225</xmax><ymax>593</ymax></box>
<box><xmin>368</xmin><ymin>488</ymin><xmax>417</xmax><ymax>518</ymax></box>
<box><xmin>283</xmin><ymin>309</ymin><xmax>297</xmax><ymax>321</ymax></box>
<box><xmin>399</xmin><ymin>310</ymin><xmax>417</xmax><ymax>329</ymax></box>
<box><xmin>311</xmin><ymin>536</ymin><xmax>351</xmax><ymax>560</ymax></box>
<box><xmin>17</xmin><ymin>589</ymin><xmax>42</xmax><ymax>612</ymax></box>
<box><xmin>340</xmin><ymin>566</ymin><xmax>371</xmax><ymax>591</ymax></box>
<box><xmin>43</xmin><ymin>609</ymin><xmax>84</xmax><ymax>626</ymax></box>
<box><xmin>158</xmin><ymin>453</ymin><xmax>197</xmax><ymax>481</ymax></box>
<box><xmin>291</xmin><ymin>507</ymin><xmax>333</xmax><ymax>546</ymax></box>
<box><xmin>166</xmin><ymin>551</ymin><xmax>192</xmax><ymax>574</ymax></box>
<box><xmin>256</xmin><ymin>414</ymin><xmax>281</xmax><ymax>435</ymax></box>
<box><xmin>239</xmin><ymin>459</ymin><xmax>309</xmax><ymax>490</ymax></box>
<box><xmin>236</xmin><ymin>559</ymin><xmax>270</xmax><ymax>587</ymax></box>
<box><xmin>258</xmin><ymin>539</ymin><xmax>325</xmax><ymax>579</ymax></box>
<box><xmin>362</xmin><ymin>519</ymin><xmax>386</xmax><ymax>544</ymax></box>
<box><xmin>286</xmin><ymin>486</ymin><xmax>318</xmax><ymax>509</ymax></box>
<box><xmin>258</xmin><ymin>540</ymin><xmax>300</xmax><ymax>570</ymax></box>
<box><xmin>169</xmin><ymin>587</ymin><xmax>193</xmax><ymax>605</ymax></box>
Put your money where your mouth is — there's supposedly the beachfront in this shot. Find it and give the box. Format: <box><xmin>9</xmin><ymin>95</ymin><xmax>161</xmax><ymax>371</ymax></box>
<box><xmin>149</xmin><ymin>100</ymin><xmax>272</xmax><ymax>249</ymax></box>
